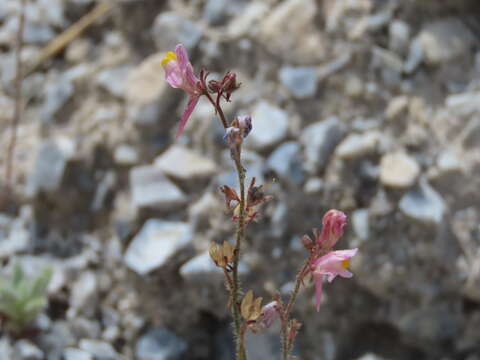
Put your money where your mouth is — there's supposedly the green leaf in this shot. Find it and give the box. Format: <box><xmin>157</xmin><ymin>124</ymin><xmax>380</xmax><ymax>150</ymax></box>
<box><xmin>12</xmin><ymin>263</ymin><xmax>24</xmax><ymax>288</ymax></box>
<box><xmin>32</xmin><ymin>267</ymin><xmax>52</xmax><ymax>297</ymax></box>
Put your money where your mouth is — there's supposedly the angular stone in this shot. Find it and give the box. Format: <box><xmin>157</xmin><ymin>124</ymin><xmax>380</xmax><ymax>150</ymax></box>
<box><xmin>247</xmin><ymin>101</ymin><xmax>288</xmax><ymax>150</ymax></box>
<box><xmin>352</xmin><ymin>209</ymin><xmax>369</xmax><ymax>241</ymax></box>
<box><xmin>63</xmin><ymin>348</ymin><xmax>93</xmax><ymax>360</ymax></box>
<box><xmin>78</xmin><ymin>339</ymin><xmax>120</xmax><ymax>360</ymax></box>
<box><xmin>69</xmin><ymin>271</ymin><xmax>98</xmax><ymax>317</ymax></box>
<box><xmin>41</xmin><ymin>74</ymin><xmax>74</xmax><ymax>123</ymax></box>
<box><xmin>389</xmin><ymin>20</ymin><xmax>410</xmax><ymax>54</ymax></box>
<box><xmin>129</xmin><ymin>165</ymin><xmax>186</xmax><ymax>212</ymax></box>
<box><xmin>418</xmin><ymin>18</ymin><xmax>475</xmax><ymax>65</ymax></box>
<box><xmin>114</xmin><ymin>144</ymin><xmax>139</xmax><ymax>165</ymax></box>
<box><xmin>227</xmin><ymin>2</ymin><xmax>269</xmax><ymax>38</ymax></box>
<box><xmin>135</xmin><ymin>328</ymin><xmax>187</xmax><ymax>360</ymax></box>
<box><xmin>335</xmin><ymin>132</ymin><xmax>379</xmax><ymax>160</ymax></box>
<box><xmin>152</xmin><ymin>12</ymin><xmax>202</xmax><ymax>51</ymax></box>
<box><xmin>301</xmin><ymin>117</ymin><xmax>346</xmax><ymax>173</ymax></box>
<box><xmin>154</xmin><ymin>145</ymin><xmax>217</xmax><ymax>180</ymax></box>
<box><xmin>278</xmin><ymin>66</ymin><xmax>318</xmax><ymax>99</ymax></box>
<box><xmin>380</xmin><ymin>152</ymin><xmax>420</xmax><ymax>188</ymax></box>
<box><xmin>96</xmin><ymin>65</ymin><xmax>132</xmax><ymax>98</ymax></box>
<box><xmin>124</xmin><ymin>220</ymin><xmax>192</xmax><ymax>275</ymax></box>
<box><xmin>27</xmin><ymin>137</ymin><xmax>76</xmax><ymax>196</ymax></box>
<box><xmin>14</xmin><ymin>340</ymin><xmax>44</xmax><ymax>360</ymax></box>
<box><xmin>399</xmin><ymin>179</ymin><xmax>446</xmax><ymax>225</ymax></box>
<box><xmin>267</xmin><ymin>142</ymin><xmax>303</xmax><ymax>185</ymax></box>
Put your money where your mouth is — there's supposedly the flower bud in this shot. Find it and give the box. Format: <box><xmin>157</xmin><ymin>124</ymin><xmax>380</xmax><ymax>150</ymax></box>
<box><xmin>208</xmin><ymin>79</ymin><xmax>221</xmax><ymax>93</ymax></box>
<box><xmin>317</xmin><ymin>209</ymin><xmax>347</xmax><ymax>249</ymax></box>
<box><xmin>241</xmin><ymin>290</ymin><xmax>263</xmax><ymax>321</ymax></box>
<box><xmin>301</xmin><ymin>235</ymin><xmax>314</xmax><ymax>250</ymax></box>
<box><xmin>222</xmin><ymin>72</ymin><xmax>240</xmax><ymax>101</ymax></box>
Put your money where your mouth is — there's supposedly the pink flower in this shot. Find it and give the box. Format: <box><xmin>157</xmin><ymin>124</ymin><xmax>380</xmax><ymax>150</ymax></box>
<box><xmin>312</xmin><ymin>248</ymin><xmax>358</xmax><ymax>311</ymax></box>
<box><xmin>258</xmin><ymin>301</ymin><xmax>279</xmax><ymax>329</ymax></box>
<box><xmin>316</xmin><ymin>209</ymin><xmax>347</xmax><ymax>250</ymax></box>
<box><xmin>162</xmin><ymin>44</ymin><xmax>202</xmax><ymax>138</ymax></box>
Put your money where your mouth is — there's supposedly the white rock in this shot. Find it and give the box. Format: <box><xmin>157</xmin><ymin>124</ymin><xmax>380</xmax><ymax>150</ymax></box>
<box><xmin>152</xmin><ymin>12</ymin><xmax>202</xmax><ymax>51</ymax></box>
<box><xmin>124</xmin><ymin>220</ymin><xmax>192</xmax><ymax>275</ymax></box>
<box><xmin>135</xmin><ymin>328</ymin><xmax>187</xmax><ymax>360</ymax></box>
<box><xmin>247</xmin><ymin>101</ymin><xmax>288</xmax><ymax>150</ymax></box>
<box><xmin>267</xmin><ymin>142</ymin><xmax>303</xmax><ymax>185</ymax></box>
<box><xmin>14</xmin><ymin>340</ymin><xmax>43</xmax><ymax>360</ymax></box>
<box><xmin>227</xmin><ymin>2</ymin><xmax>269</xmax><ymax>38</ymax></box>
<box><xmin>278</xmin><ymin>66</ymin><xmax>318</xmax><ymax>99</ymax></box>
<box><xmin>399</xmin><ymin>179</ymin><xmax>446</xmax><ymax>225</ymax></box>
<box><xmin>352</xmin><ymin>209</ymin><xmax>369</xmax><ymax>241</ymax></box>
<box><xmin>114</xmin><ymin>144</ymin><xmax>139</xmax><ymax>165</ymax></box>
<box><xmin>78</xmin><ymin>339</ymin><xmax>120</xmax><ymax>360</ymax></box>
<box><xmin>380</xmin><ymin>152</ymin><xmax>420</xmax><ymax>188</ymax></box>
<box><xmin>154</xmin><ymin>145</ymin><xmax>217</xmax><ymax>179</ymax></box>
<box><xmin>96</xmin><ymin>65</ymin><xmax>132</xmax><ymax>98</ymax></box>
<box><xmin>335</xmin><ymin>132</ymin><xmax>379</xmax><ymax>159</ymax></box>
<box><xmin>129</xmin><ymin>165</ymin><xmax>186</xmax><ymax>212</ymax></box>
<box><xmin>389</xmin><ymin>20</ymin><xmax>410</xmax><ymax>54</ymax></box>
<box><xmin>418</xmin><ymin>18</ymin><xmax>474</xmax><ymax>65</ymax></box>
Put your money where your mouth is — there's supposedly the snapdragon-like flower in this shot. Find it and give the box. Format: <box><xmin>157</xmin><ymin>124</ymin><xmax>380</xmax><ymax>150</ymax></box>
<box><xmin>224</xmin><ymin>115</ymin><xmax>253</xmax><ymax>147</ymax></box>
<box><xmin>258</xmin><ymin>301</ymin><xmax>279</xmax><ymax>329</ymax></box>
<box><xmin>315</xmin><ymin>209</ymin><xmax>347</xmax><ymax>250</ymax></box>
<box><xmin>162</xmin><ymin>44</ymin><xmax>203</xmax><ymax>138</ymax></box>
<box><xmin>312</xmin><ymin>248</ymin><xmax>358</xmax><ymax>311</ymax></box>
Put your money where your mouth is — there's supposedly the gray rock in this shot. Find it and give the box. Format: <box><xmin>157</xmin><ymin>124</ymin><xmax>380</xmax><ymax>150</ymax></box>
<box><xmin>152</xmin><ymin>12</ymin><xmax>202</xmax><ymax>51</ymax></box>
<box><xmin>135</xmin><ymin>328</ymin><xmax>187</xmax><ymax>360</ymax></box>
<box><xmin>380</xmin><ymin>152</ymin><xmax>420</xmax><ymax>188</ymax></box>
<box><xmin>27</xmin><ymin>137</ymin><xmax>76</xmax><ymax>196</ymax></box>
<box><xmin>335</xmin><ymin>132</ymin><xmax>379</xmax><ymax>160</ymax></box>
<box><xmin>352</xmin><ymin>209</ymin><xmax>369</xmax><ymax>241</ymax></box>
<box><xmin>0</xmin><ymin>337</ymin><xmax>12</xmax><ymax>360</ymax></box>
<box><xmin>154</xmin><ymin>145</ymin><xmax>217</xmax><ymax>180</ymax></box>
<box><xmin>68</xmin><ymin>271</ymin><xmax>98</xmax><ymax>317</ymax></box>
<box><xmin>129</xmin><ymin>165</ymin><xmax>187</xmax><ymax>212</ymax></box>
<box><xmin>78</xmin><ymin>339</ymin><xmax>120</xmax><ymax>360</ymax></box>
<box><xmin>41</xmin><ymin>74</ymin><xmax>74</xmax><ymax>123</ymax></box>
<box><xmin>0</xmin><ymin>218</ymin><xmax>30</xmax><ymax>258</ymax></box>
<box><xmin>436</xmin><ymin>150</ymin><xmax>462</xmax><ymax>173</ymax></box>
<box><xmin>267</xmin><ymin>142</ymin><xmax>303</xmax><ymax>185</ymax></box>
<box><xmin>399</xmin><ymin>179</ymin><xmax>446</xmax><ymax>225</ymax></box>
<box><xmin>14</xmin><ymin>340</ymin><xmax>43</xmax><ymax>360</ymax></box>
<box><xmin>301</xmin><ymin>117</ymin><xmax>346</xmax><ymax>174</ymax></box>
<box><xmin>227</xmin><ymin>2</ymin><xmax>269</xmax><ymax>38</ymax></box>
<box><xmin>278</xmin><ymin>66</ymin><xmax>318</xmax><ymax>98</ymax></box>
<box><xmin>389</xmin><ymin>20</ymin><xmax>410</xmax><ymax>55</ymax></box>
<box><xmin>63</xmin><ymin>348</ymin><xmax>93</xmax><ymax>360</ymax></box>
<box><xmin>96</xmin><ymin>65</ymin><xmax>132</xmax><ymax>98</ymax></box>
<box><xmin>418</xmin><ymin>18</ymin><xmax>474</xmax><ymax>65</ymax></box>
<box><xmin>403</xmin><ymin>38</ymin><xmax>423</xmax><ymax>74</ymax></box>
<box><xmin>124</xmin><ymin>220</ymin><xmax>192</xmax><ymax>275</ymax></box>
<box><xmin>247</xmin><ymin>102</ymin><xmax>289</xmax><ymax>150</ymax></box>
<box><xmin>203</xmin><ymin>0</ymin><xmax>229</xmax><ymax>25</ymax></box>
<box><xmin>446</xmin><ymin>92</ymin><xmax>480</xmax><ymax>116</ymax></box>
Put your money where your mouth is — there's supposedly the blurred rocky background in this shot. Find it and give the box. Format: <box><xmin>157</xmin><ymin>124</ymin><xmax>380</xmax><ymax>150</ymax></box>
<box><xmin>0</xmin><ymin>0</ymin><xmax>480</xmax><ymax>359</ymax></box>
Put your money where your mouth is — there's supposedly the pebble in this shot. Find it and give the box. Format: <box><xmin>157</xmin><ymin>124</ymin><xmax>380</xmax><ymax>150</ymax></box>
<box><xmin>14</xmin><ymin>340</ymin><xmax>44</xmax><ymax>360</ymax></box>
<box><xmin>379</xmin><ymin>152</ymin><xmax>420</xmax><ymax>188</ymax></box>
<box><xmin>135</xmin><ymin>328</ymin><xmax>187</xmax><ymax>360</ymax></box>
<box><xmin>403</xmin><ymin>37</ymin><xmax>424</xmax><ymax>74</ymax></box>
<box><xmin>154</xmin><ymin>145</ymin><xmax>217</xmax><ymax>180</ymax></box>
<box><xmin>247</xmin><ymin>101</ymin><xmax>289</xmax><ymax>151</ymax></box>
<box><xmin>96</xmin><ymin>65</ymin><xmax>132</xmax><ymax>98</ymax></box>
<box><xmin>114</xmin><ymin>144</ymin><xmax>139</xmax><ymax>165</ymax></box>
<box><xmin>335</xmin><ymin>132</ymin><xmax>379</xmax><ymax>160</ymax></box>
<box><xmin>124</xmin><ymin>220</ymin><xmax>192</xmax><ymax>275</ymax></box>
<box><xmin>436</xmin><ymin>150</ymin><xmax>462</xmax><ymax>174</ymax></box>
<box><xmin>68</xmin><ymin>271</ymin><xmax>98</xmax><ymax>317</ymax></box>
<box><xmin>399</xmin><ymin>179</ymin><xmax>446</xmax><ymax>225</ymax></box>
<box><xmin>352</xmin><ymin>209</ymin><xmax>369</xmax><ymax>241</ymax></box>
<box><xmin>227</xmin><ymin>2</ymin><xmax>268</xmax><ymax>38</ymax></box>
<box><xmin>78</xmin><ymin>339</ymin><xmax>120</xmax><ymax>360</ymax></box>
<box><xmin>203</xmin><ymin>0</ymin><xmax>229</xmax><ymax>25</ymax></box>
<box><xmin>41</xmin><ymin>73</ymin><xmax>74</xmax><ymax>123</ymax></box>
<box><xmin>301</xmin><ymin>117</ymin><xmax>346</xmax><ymax>174</ymax></box>
<box><xmin>152</xmin><ymin>12</ymin><xmax>202</xmax><ymax>51</ymax></box>
<box><xmin>0</xmin><ymin>218</ymin><xmax>30</xmax><ymax>258</ymax></box>
<box><xmin>129</xmin><ymin>165</ymin><xmax>187</xmax><ymax>212</ymax></box>
<box><xmin>389</xmin><ymin>20</ymin><xmax>411</xmax><ymax>55</ymax></box>
<box><xmin>267</xmin><ymin>142</ymin><xmax>304</xmax><ymax>185</ymax></box>
<box><xmin>63</xmin><ymin>348</ymin><xmax>93</xmax><ymax>360</ymax></box>
<box><xmin>418</xmin><ymin>18</ymin><xmax>474</xmax><ymax>65</ymax></box>
<box><xmin>385</xmin><ymin>96</ymin><xmax>409</xmax><ymax>120</ymax></box>
<box><xmin>278</xmin><ymin>66</ymin><xmax>318</xmax><ymax>99</ymax></box>
<box><xmin>27</xmin><ymin>136</ymin><xmax>76</xmax><ymax>196</ymax></box>
<box><xmin>303</xmin><ymin>177</ymin><xmax>324</xmax><ymax>194</ymax></box>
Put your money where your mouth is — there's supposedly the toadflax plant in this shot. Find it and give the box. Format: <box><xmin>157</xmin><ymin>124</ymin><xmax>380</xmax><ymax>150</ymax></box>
<box><xmin>162</xmin><ymin>44</ymin><xmax>358</xmax><ymax>360</ymax></box>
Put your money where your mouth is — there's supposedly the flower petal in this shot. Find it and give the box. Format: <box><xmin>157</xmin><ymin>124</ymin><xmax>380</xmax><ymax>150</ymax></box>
<box><xmin>176</xmin><ymin>96</ymin><xmax>200</xmax><ymax>138</ymax></box>
<box><xmin>315</xmin><ymin>275</ymin><xmax>324</xmax><ymax>312</ymax></box>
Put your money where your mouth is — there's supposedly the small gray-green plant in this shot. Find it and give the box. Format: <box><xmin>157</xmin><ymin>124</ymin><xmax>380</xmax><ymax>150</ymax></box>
<box><xmin>0</xmin><ymin>263</ymin><xmax>52</xmax><ymax>333</ymax></box>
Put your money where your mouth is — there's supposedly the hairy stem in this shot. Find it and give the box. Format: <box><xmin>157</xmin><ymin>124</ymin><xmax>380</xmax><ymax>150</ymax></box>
<box><xmin>281</xmin><ymin>258</ymin><xmax>311</xmax><ymax>360</ymax></box>
<box><xmin>208</xmin><ymin>95</ymin><xmax>246</xmax><ymax>360</ymax></box>
<box><xmin>5</xmin><ymin>0</ymin><xmax>26</xmax><ymax>188</ymax></box>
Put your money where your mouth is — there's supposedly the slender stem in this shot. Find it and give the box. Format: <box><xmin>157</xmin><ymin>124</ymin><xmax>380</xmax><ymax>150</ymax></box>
<box><xmin>5</xmin><ymin>0</ymin><xmax>26</xmax><ymax>188</ymax></box>
<box><xmin>209</xmin><ymin>95</ymin><xmax>246</xmax><ymax>360</ymax></box>
<box><xmin>281</xmin><ymin>258</ymin><xmax>311</xmax><ymax>360</ymax></box>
